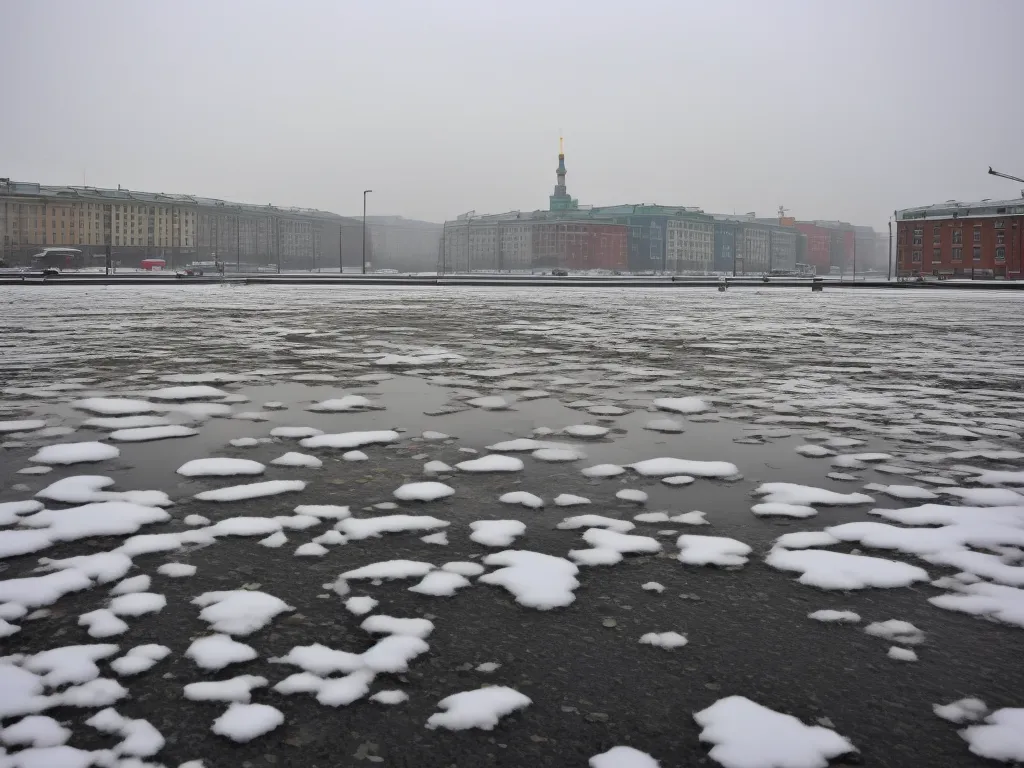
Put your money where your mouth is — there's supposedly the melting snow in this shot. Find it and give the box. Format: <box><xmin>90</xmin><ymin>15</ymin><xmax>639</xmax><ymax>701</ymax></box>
<box><xmin>192</xmin><ymin>590</ymin><xmax>293</xmax><ymax>635</ymax></box>
<box><xmin>394</xmin><ymin>482</ymin><xmax>455</xmax><ymax>501</ymax></box>
<box><xmin>345</xmin><ymin>596</ymin><xmax>379</xmax><ymax>615</ymax></box>
<box><xmin>616</xmin><ymin>489</ymin><xmax>648</xmax><ymax>503</ymax></box>
<box><xmin>456</xmin><ymin>455</ymin><xmax>524</xmax><ymax>472</ymax></box>
<box><xmin>157</xmin><ymin>562</ymin><xmax>196</xmax><ymax>577</ymax></box>
<box><xmin>361</xmin><ymin>615</ymin><xmax>434</xmax><ymax>638</ymax></box>
<box><xmin>933</xmin><ymin>697</ymin><xmax>988</xmax><ymax>724</ymax></box>
<box><xmin>211</xmin><ymin>702</ymin><xmax>284</xmax><ymax>742</ymax></box>
<box><xmin>186</xmin><ymin>634</ymin><xmax>258</xmax><ymax>670</ymax></box>
<box><xmin>808</xmin><ymin>610</ymin><xmax>861</xmax><ymax>623</ymax></box>
<box><xmin>554</xmin><ymin>494</ymin><xmax>591</xmax><ymax>506</ymax></box>
<box><xmin>479</xmin><ymin>550</ymin><xmax>579</xmax><ymax>609</ymax></box>
<box><xmin>308</xmin><ymin>396</ymin><xmax>374</xmax><ymax>412</ymax></box>
<box><xmin>557</xmin><ymin>515</ymin><xmax>635</xmax><ymax>533</ymax></box>
<box><xmin>645</xmin><ymin>418</ymin><xmax>685</xmax><ymax>433</ymax></box>
<box><xmin>109</xmin><ymin>425</ymin><xmax>197</xmax><ymax>442</ymax></box>
<box><xmin>409</xmin><ymin>570</ymin><xmax>472</xmax><ymax>596</ymax></box>
<box><xmin>888</xmin><ymin>646</ymin><xmax>918</xmax><ymax>661</ymax></box>
<box><xmin>176</xmin><ymin>458</ymin><xmax>265</xmax><ymax>476</ymax></box>
<box><xmin>639</xmin><ymin>632</ymin><xmax>688</xmax><ymax>649</ymax></box>
<box><xmin>0</xmin><ymin>419</ymin><xmax>47</xmax><ymax>433</ymax></box>
<box><xmin>338</xmin><ymin>515</ymin><xmax>449</xmax><ymax>540</ymax></box>
<box><xmin>864</xmin><ymin>619</ymin><xmax>925</xmax><ymax>644</ymax></box>
<box><xmin>184</xmin><ymin>675</ymin><xmax>268</xmax><ymax>703</ymax></box>
<box><xmin>300</xmin><ymin>430</ymin><xmax>400</xmax><ymax>449</ymax></box>
<box><xmin>342</xmin><ymin>560</ymin><xmax>435</xmax><ymax>580</ymax></box>
<box><xmin>269</xmin><ymin>426</ymin><xmax>323</xmax><ymax>438</ymax></box>
<box><xmin>425</xmin><ymin>686</ymin><xmax>532</xmax><ymax>731</ymax></box>
<box><xmin>468</xmin><ymin>396</ymin><xmax>509</xmax><ymax>410</ymax></box>
<box><xmin>767</xmin><ymin>548</ymin><xmax>929</xmax><ymax>590</ymax></box>
<box><xmin>470</xmin><ymin>520</ymin><xmax>526</xmax><ymax>547</ymax></box>
<box><xmin>961</xmin><ymin>708</ymin><xmax>1024</xmax><ymax>762</ymax></box>
<box><xmin>694</xmin><ymin>695</ymin><xmax>856</xmax><ymax>768</ymax></box>
<box><xmin>29</xmin><ymin>442</ymin><xmax>120</xmax><ymax>465</ymax></box>
<box><xmin>194</xmin><ymin>480</ymin><xmax>306</xmax><ymax>502</ymax></box>
<box><xmin>589</xmin><ymin>746</ymin><xmax>661</xmax><ymax>768</ymax></box>
<box><xmin>677</xmin><ymin>535</ymin><xmax>751</xmax><ymax>567</ymax></box>
<box><xmin>755</xmin><ymin>483</ymin><xmax>873</xmax><ymax>506</ymax></box>
<box><xmin>147</xmin><ymin>385</ymin><xmax>228</xmax><ymax>401</ymax></box>
<box><xmin>581</xmin><ymin>464</ymin><xmax>626</xmax><ymax>478</ymax></box>
<box><xmin>752</xmin><ymin>502</ymin><xmax>817</xmax><ymax>518</ymax></box>
<box><xmin>270</xmin><ymin>452</ymin><xmax>323</xmax><ymax>468</ymax></box>
<box><xmin>73</xmin><ymin>398</ymin><xmax>158</xmax><ymax>415</ymax></box>
<box><xmin>110</xmin><ymin>644</ymin><xmax>171</xmax><ymax>676</ymax></box>
<box><xmin>499</xmin><ymin>491</ymin><xmax>544</xmax><ymax>508</ymax></box>
<box><xmin>629</xmin><ymin>458</ymin><xmax>739</xmax><ymax>478</ymax></box>
<box><xmin>370</xmin><ymin>689</ymin><xmax>409</xmax><ymax>705</ymax></box>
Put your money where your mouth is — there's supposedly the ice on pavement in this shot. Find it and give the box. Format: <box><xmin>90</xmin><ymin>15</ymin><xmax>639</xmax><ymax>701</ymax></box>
<box><xmin>29</xmin><ymin>441</ymin><xmax>120</xmax><ymax>465</ymax></box>
<box><xmin>0</xmin><ymin>419</ymin><xmax>47</xmax><ymax>433</ymax></box>
<box><xmin>677</xmin><ymin>535</ymin><xmax>751</xmax><ymax>567</ymax></box>
<box><xmin>442</xmin><ymin>561</ymin><xmax>486</xmax><ymax>577</ymax></box>
<box><xmin>471</xmin><ymin>520</ymin><xmax>526</xmax><ymax>547</ymax></box>
<box><xmin>767</xmin><ymin>548</ymin><xmax>930</xmax><ymax>590</ymax></box>
<box><xmin>888</xmin><ymin>646</ymin><xmax>918</xmax><ymax>661</ymax></box>
<box><xmin>425</xmin><ymin>686</ymin><xmax>532</xmax><ymax>731</ymax></box>
<box><xmin>933</xmin><ymin>697</ymin><xmax>988</xmax><ymax>724</ymax></box>
<box><xmin>456</xmin><ymin>455</ymin><xmax>525</xmax><ymax>472</ymax></box>
<box><xmin>308</xmin><ymin>395</ymin><xmax>374</xmax><ymax>412</ymax></box>
<box><xmin>147</xmin><ymin>385</ymin><xmax>228</xmax><ymax>401</ymax></box>
<box><xmin>295</xmin><ymin>504</ymin><xmax>351</xmax><ymax>520</ymax></box>
<box><xmin>110</xmin><ymin>575</ymin><xmax>151</xmax><ymax>595</ymax></box>
<box><xmin>72</xmin><ymin>398</ymin><xmax>159</xmax><ymax>415</ymax></box>
<box><xmin>662</xmin><ymin>475</ymin><xmax>696</xmax><ymax>486</ymax></box>
<box><xmin>563</xmin><ymin>424</ymin><xmax>609</xmax><ymax>438</ymax></box>
<box><xmin>184</xmin><ymin>675</ymin><xmax>268</xmax><ymax>703</ymax></box>
<box><xmin>211</xmin><ymin>702</ymin><xmax>284</xmax><ymax>742</ymax></box>
<box><xmin>295</xmin><ymin>542</ymin><xmax>328</xmax><ymax>557</ymax></box>
<box><xmin>83</xmin><ymin>415</ymin><xmax>170</xmax><ymax>430</ymax></box>
<box><xmin>752</xmin><ymin>502</ymin><xmax>818</xmax><ymax>518</ymax></box>
<box><xmin>864</xmin><ymin>619</ymin><xmax>925</xmax><ymax>644</ymax></box>
<box><xmin>645</xmin><ymin>418</ymin><xmax>685</xmax><ymax>433</ymax></box>
<box><xmin>192</xmin><ymin>590</ymin><xmax>293</xmax><ymax>635</ymax></box>
<box><xmin>299</xmin><ymin>430</ymin><xmax>400</xmax><ymax>449</ymax></box>
<box><xmin>108</xmin><ymin>592</ymin><xmax>166</xmax><ymax>616</ymax></box>
<box><xmin>672</xmin><ymin>510</ymin><xmax>708</xmax><ymax>525</ymax></box>
<box><xmin>361</xmin><ymin>614</ymin><xmax>435</xmax><ymax>638</ymax></box>
<box><xmin>755</xmin><ymin>483</ymin><xmax>873</xmax><ymax>506</ymax></box>
<box><xmin>422</xmin><ymin>430</ymin><xmax>450</xmax><ymax>440</ymax></box>
<box><xmin>420</xmin><ymin>531</ymin><xmax>449</xmax><ymax>545</ymax></box>
<box><xmin>468</xmin><ymin>396</ymin><xmax>510</xmax><ymax>410</ymax></box>
<box><xmin>338</xmin><ymin>515</ymin><xmax>449</xmax><ymax>540</ymax></box>
<box><xmin>109</xmin><ymin>644</ymin><xmax>171</xmax><ymax>676</ymax></box>
<box><xmin>928</xmin><ymin>581</ymin><xmax>1024</xmax><ymax>628</ymax></box>
<box><xmin>581</xmin><ymin>464</ymin><xmax>626</xmax><ymax>478</ymax></box>
<box><xmin>157</xmin><ymin>562</ymin><xmax>196</xmax><ymax>577</ymax></box>
<box><xmin>589</xmin><ymin>746</ymin><xmax>661</xmax><ymax>768</ymax></box>
<box><xmin>176</xmin><ymin>457</ymin><xmax>265</xmax><ymax>476</ymax></box>
<box><xmin>424</xmin><ymin>460</ymin><xmax>454</xmax><ymax>474</ymax></box>
<box><xmin>194</xmin><ymin>480</ymin><xmax>306</xmax><ymax>502</ymax></box>
<box><xmin>24</xmin><ymin>644</ymin><xmax>119</xmax><ymax>686</ymax></box>
<box><xmin>345</xmin><ymin>596</ymin><xmax>379</xmax><ymax>615</ymax></box>
<box><xmin>479</xmin><ymin>550</ymin><xmax>579</xmax><ymax>609</ymax></box>
<box><xmin>499</xmin><ymin>491</ymin><xmax>544</xmax><ymax>508</ymax></box>
<box><xmin>342</xmin><ymin>560</ymin><xmax>435</xmax><ymax>580</ymax></box>
<box><xmin>394</xmin><ymin>482</ymin><xmax>455</xmax><ymax>501</ymax></box>
<box><xmin>270</xmin><ymin>452</ymin><xmax>323</xmax><ymax>468</ymax></box>
<box><xmin>961</xmin><ymin>708</ymin><xmax>1024</xmax><ymax>762</ymax></box>
<box><xmin>370</xmin><ymin>690</ymin><xmax>409</xmax><ymax>705</ymax></box>
<box><xmin>616</xmin><ymin>489</ymin><xmax>648</xmax><ymax>503</ymax></box>
<box><xmin>653</xmin><ymin>397</ymin><xmax>711</xmax><ymax>414</ymax></box>
<box><xmin>0</xmin><ymin>715</ymin><xmax>71</xmax><ymax>748</ymax></box>
<box><xmin>554</xmin><ymin>494</ymin><xmax>591</xmax><ymax>506</ymax></box>
<box><xmin>808</xmin><ymin>610</ymin><xmax>861</xmax><ymax>623</ymax></box>
<box><xmin>186</xmin><ymin>634</ymin><xmax>258</xmax><ymax>670</ymax></box>
<box><xmin>409</xmin><ymin>570</ymin><xmax>472</xmax><ymax>596</ymax></box>
<box><xmin>694</xmin><ymin>695</ymin><xmax>856</xmax><ymax>768</ymax></box>
<box><xmin>639</xmin><ymin>631</ymin><xmax>688</xmax><ymax>649</ymax></box>
<box><xmin>557</xmin><ymin>514</ymin><xmax>635</xmax><ymax>533</ymax></box>
<box><xmin>109</xmin><ymin>424</ymin><xmax>198</xmax><ymax>442</ymax></box>
<box><xmin>269</xmin><ymin>426</ymin><xmax>323</xmax><ymax>438</ymax></box>
<box><xmin>629</xmin><ymin>457</ymin><xmax>739</xmax><ymax>478</ymax></box>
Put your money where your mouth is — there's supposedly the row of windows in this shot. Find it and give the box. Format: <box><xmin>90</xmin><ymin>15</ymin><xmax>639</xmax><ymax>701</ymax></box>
<box><xmin>911</xmin><ymin>246</ymin><xmax>1007</xmax><ymax>263</ymax></box>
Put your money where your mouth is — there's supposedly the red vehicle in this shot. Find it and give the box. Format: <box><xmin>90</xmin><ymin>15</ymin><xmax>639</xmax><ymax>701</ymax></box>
<box><xmin>141</xmin><ymin>258</ymin><xmax>166</xmax><ymax>271</ymax></box>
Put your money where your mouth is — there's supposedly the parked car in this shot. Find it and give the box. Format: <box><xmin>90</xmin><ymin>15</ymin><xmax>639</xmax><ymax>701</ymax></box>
<box><xmin>551</xmin><ymin>269</ymin><xmax>568</xmax><ymax>276</ymax></box>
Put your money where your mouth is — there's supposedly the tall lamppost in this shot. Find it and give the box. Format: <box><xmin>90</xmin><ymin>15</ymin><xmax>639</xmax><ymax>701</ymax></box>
<box><xmin>362</xmin><ymin>189</ymin><xmax>372</xmax><ymax>274</ymax></box>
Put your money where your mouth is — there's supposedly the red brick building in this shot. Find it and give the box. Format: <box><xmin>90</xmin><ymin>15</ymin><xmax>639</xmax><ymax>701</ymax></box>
<box><xmin>794</xmin><ymin>222</ymin><xmax>833</xmax><ymax>273</ymax></box>
<box><xmin>532</xmin><ymin>221</ymin><xmax>628</xmax><ymax>271</ymax></box>
<box><xmin>896</xmin><ymin>199</ymin><xmax>1024</xmax><ymax>278</ymax></box>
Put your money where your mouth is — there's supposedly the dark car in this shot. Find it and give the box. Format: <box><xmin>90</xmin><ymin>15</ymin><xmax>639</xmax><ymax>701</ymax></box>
<box><xmin>551</xmin><ymin>269</ymin><xmax>568</xmax><ymax>276</ymax></box>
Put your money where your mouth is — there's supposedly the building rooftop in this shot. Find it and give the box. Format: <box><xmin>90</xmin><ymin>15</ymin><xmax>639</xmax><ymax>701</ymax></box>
<box><xmin>0</xmin><ymin>180</ymin><xmax>345</xmax><ymax>219</ymax></box>
<box><xmin>897</xmin><ymin>197</ymin><xmax>1024</xmax><ymax>220</ymax></box>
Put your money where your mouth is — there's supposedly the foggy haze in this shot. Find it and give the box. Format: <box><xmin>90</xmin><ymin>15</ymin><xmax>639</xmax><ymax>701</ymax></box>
<box><xmin>2</xmin><ymin>0</ymin><xmax>1022</xmax><ymax>228</ymax></box>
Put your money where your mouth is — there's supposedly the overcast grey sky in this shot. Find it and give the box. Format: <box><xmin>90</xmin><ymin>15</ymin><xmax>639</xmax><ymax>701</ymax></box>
<box><xmin>2</xmin><ymin>0</ymin><xmax>1022</xmax><ymax>229</ymax></box>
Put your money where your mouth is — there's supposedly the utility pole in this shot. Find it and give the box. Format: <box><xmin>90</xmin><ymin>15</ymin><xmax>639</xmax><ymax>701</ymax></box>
<box><xmin>235</xmin><ymin>213</ymin><xmax>240</xmax><ymax>273</ymax></box>
<box><xmin>362</xmin><ymin>189</ymin><xmax>372</xmax><ymax>274</ymax></box>
<box><xmin>339</xmin><ymin>223</ymin><xmax>344</xmax><ymax>273</ymax></box>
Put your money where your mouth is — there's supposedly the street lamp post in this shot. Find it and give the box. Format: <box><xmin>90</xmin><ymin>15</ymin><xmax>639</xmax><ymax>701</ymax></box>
<box><xmin>362</xmin><ymin>189</ymin><xmax>372</xmax><ymax>275</ymax></box>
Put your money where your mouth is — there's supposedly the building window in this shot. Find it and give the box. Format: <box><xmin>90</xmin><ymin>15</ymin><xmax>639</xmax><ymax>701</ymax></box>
<box><xmin>952</xmin><ymin>229</ymin><xmax>962</xmax><ymax>244</ymax></box>
<box><xmin>973</xmin><ymin>227</ymin><xmax>981</xmax><ymax>243</ymax></box>
<box><xmin>996</xmin><ymin>247</ymin><xmax>1006</xmax><ymax>263</ymax></box>
<box><xmin>995</xmin><ymin>220</ymin><xmax>1005</xmax><ymax>229</ymax></box>
<box><xmin>952</xmin><ymin>247</ymin><xmax>962</xmax><ymax>261</ymax></box>
<box><xmin>933</xmin><ymin>227</ymin><xmax>941</xmax><ymax>244</ymax></box>
<box><xmin>973</xmin><ymin>246</ymin><xmax>981</xmax><ymax>261</ymax></box>
<box><xmin>912</xmin><ymin>250</ymin><xmax>922</xmax><ymax>263</ymax></box>
<box><xmin>996</xmin><ymin>232</ymin><xmax>1005</xmax><ymax>245</ymax></box>
<box><xmin>933</xmin><ymin>248</ymin><xmax>941</xmax><ymax>262</ymax></box>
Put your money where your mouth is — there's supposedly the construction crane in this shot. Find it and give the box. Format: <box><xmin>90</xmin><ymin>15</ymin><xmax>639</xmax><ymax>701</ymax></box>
<box><xmin>987</xmin><ymin>167</ymin><xmax>1024</xmax><ymax>197</ymax></box>
<box><xmin>777</xmin><ymin>205</ymin><xmax>790</xmax><ymax>219</ymax></box>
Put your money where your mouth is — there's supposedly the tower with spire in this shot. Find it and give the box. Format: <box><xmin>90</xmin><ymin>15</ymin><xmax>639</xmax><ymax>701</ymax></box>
<box><xmin>548</xmin><ymin>135</ymin><xmax>578</xmax><ymax>211</ymax></box>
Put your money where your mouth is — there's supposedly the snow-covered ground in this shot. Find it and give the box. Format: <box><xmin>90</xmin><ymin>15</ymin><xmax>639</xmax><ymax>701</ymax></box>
<box><xmin>0</xmin><ymin>284</ymin><xmax>1022</xmax><ymax>766</ymax></box>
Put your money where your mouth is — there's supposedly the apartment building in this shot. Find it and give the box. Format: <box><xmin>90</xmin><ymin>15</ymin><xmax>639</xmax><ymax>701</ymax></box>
<box><xmin>896</xmin><ymin>198</ymin><xmax>1024</xmax><ymax>278</ymax></box>
<box><xmin>0</xmin><ymin>180</ymin><xmax>354</xmax><ymax>269</ymax></box>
